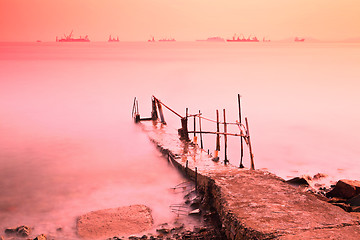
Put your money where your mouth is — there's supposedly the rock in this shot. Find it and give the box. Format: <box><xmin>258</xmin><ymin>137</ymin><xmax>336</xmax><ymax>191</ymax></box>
<box><xmin>347</xmin><ymin>194</ymin><xmax>360</xmax><ymax>206</ymax></box>
<box><xmin>188</xmin><ymin>209</ymin><xmax>201</xmax><ymax>215</ymax></box>
<box><xmin>314</xmin><ymin>183</ymin><xmax>324</xmax><ymax>188</ymax></box>
<box><xmin>333</xmin><ymin>203</ymin><xmax>352</xmax><ymax>212</ymax></box>
<box><xmin>5</xmin><ymin>225</ymin><xmax>31</xmax><ymax>237</ymax></box>
<box><xmin>34</xmin><ymin>234</ymin><xmax>47</xmax><ymax>240</ymax></box>
<box><xmin>76</xmin><ymin>205</ymin><xmax>153</xmax><ymax>239</ymax></box>
<box><xmin>156</xmin><ymin>228</ymin><xmax>170</xmax><ymax>235</ymax></box>
<box><xmin>286</xmin><ymin>176</ymin><xmax>310</xmax><ymax>187</ymax></box>
<box><xmin>172</xmin><ymin>233</ymin><xmax>180</xmax><ymax>239</ymax></box>
<box><xmin>351</xmin><ymin>206</ymin><xmax>360</xmax><ymax>212</ymax></box>
<box><xmin>326</xmin><ymin>179</ymin><xmax>360</xmax><ymax>199</ymax></box>
<box><xmin>313</xmin><ymin>173</ymin><xmax>328</xmax><ymax>180</ymax></box>
<box><xmin>193</xmin><ymin>227</ymin><xmax>207</xmax><ymax>233</ymax></box>
<box><xmin>327</xmin><ymin>197</ymin><xmax>347</xmax><ymax>203</ymax></box>
<box><xmin>4</xmin><ymin>228</ymin><xmax>16</xmax><ymax>234</ymax></box>
<box><xmin>170</xmin><ymin>224</ymin><xmax>184</xmax><ymax>233</ymax></box>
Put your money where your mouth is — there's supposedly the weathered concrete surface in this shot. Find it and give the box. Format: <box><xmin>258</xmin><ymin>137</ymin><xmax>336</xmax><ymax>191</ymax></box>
<box><xmin>141</xmin><ymin>122</ymin><xmax>360</xmax><ymax>239</ymax></box>
<box><xmin>77</xmin><ymin>205</ymin><xmax>153</xmax><ymax>239</ymax></box>
<box><xmin>279</xmin><ymin>225</ymin><xmax>360</xmax><ymax>240</ymax></box>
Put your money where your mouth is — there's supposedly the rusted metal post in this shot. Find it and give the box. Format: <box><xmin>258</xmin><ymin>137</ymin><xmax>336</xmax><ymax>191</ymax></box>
<box><xmin>238</xmin><ymin>94</ymin><xmax>244</xmax><ymax>168</ymax></box>
<box><xmin>132</xmin><ymin>97</ymin><xmax>137</xmax><ymax>117</ymax></box>
<box><xmin>195</xmin><ymin>167</ymin><xmax>198</xmax><ymax>191</ymax></box>
<box><xmin>213</xmin><ymin>109</ymin><xmax>220</xmax><ymax>161</ymax></box>
<box><xmin>193</xmin><ymin>114</ymin><xmax>197</xmax><ymax>144</ymax></box>
<box><xmin>136</xmin><ymin>99</ymin><xmax>139</xmax><ymax>115</ymax></box>
<box><xmin>156</xmin><ymin>99</ymin><xmax>166</xmax><ymax>124</ymax></box>
<box><xmin>223</xmin><ymin>109</ymin><xmax>228</xmax><ymax>164</ymax></box>
<box><xmin>245</xmin><ymin>117</ymin><xmax>255</xmax><ymax>170</ymax></box>
<box><xmin>178</xmin><ymin>108</ymin><xmax>190</xmax><ymax>141</ymax></box>
<box><xmin>151</xmin><ymin>97</ymin><xmax>158</xmax><ymax>121</ymax></box>
<box><xmin>199</xmin><ymin>110</ymin><xmax>203</xmax><ymax>149</ymax></box>
<box><xmin>186</xmin><ymin>160</ymin><xmax>189</xmax><ymax>175</ymax></box>
<box><xmin>132</xmin><ymin>97</ymin><xmax>140</xmax><ymax>123</ymax></box>
<box><xmin>179</xmin><ymin>118</ymin><xmax>189</xmax><ymax>141</ymax></box>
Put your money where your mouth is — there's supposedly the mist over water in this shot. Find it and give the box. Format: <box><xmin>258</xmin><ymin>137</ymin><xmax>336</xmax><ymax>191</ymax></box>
<box><xmin>0</xmin><ymin>42</ymin><xmax>360</xmax><ymax>237</ymax></box>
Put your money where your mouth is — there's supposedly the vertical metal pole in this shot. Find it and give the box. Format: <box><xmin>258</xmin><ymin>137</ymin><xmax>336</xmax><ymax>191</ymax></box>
<box><xmin>132</xmin><ymin>97</ymin><xmax>137</xmax><ymax>117</ymax></box>
<box><xmin>216</xmin><ymin>110</ymin><xmax>220</xmax><ymax>151</ymax></box>
<box><xmin>193</xmin><ymin>115</ymin><xmax>196</xmax><ymax>138</ymax></box>
<box><xmin>179</xmin><ymin>108</ymin><xmax>190</xmax><ymax>141</ymax></box>
<box><xmin>199</xmin><ymin>110</ymin><xmax>203</xmax><ymax>149</ymax></box>
<box><xmin>186</xmin><ymin>160</ymin><xmax>189</xmax><ymax>176</ymax></box>
<box><xmin>136</xmin><ymin>98</ymin><xmax>139</xmax><ymax>115</ymax></box>
<box><xmin>195</xmin><ymin>167</ymin><xmax>198</xmax><ymax>191</ymax></box>
<box><xmin>193</xmin><ymin>114</ymin><xmax>197</xmax><ymax>144</ymax></box>
<box><xmin>151</xmin><ymin>97</ymin><xmax>158</xmax><ymax>121</ymax></box>
<box><xmin>238</xmin><ymin>94</ymin><xmax>244</xmax><ymax>168</ymax></box>
<box><xmin>245</xmin><ymin>117</ymin><xmax>255</xmax><ymax>170</ymax></box>
<box><xmin>223</xmin><ymin>109</ymin><xmax>228</xmax><ymax>164</ymax></box>
<box><xmin>156</xmin><ymin>99</ymin><xmax>166</xmax><ymax>124</ymax></box>
<box><xmin>214</xmin><ymin>109</ymin><xmax>220</xmax><ymax>160</ymax></box>
<box><xmin>186</xmin><ymin>108</ymin><xmax>188</xmax><ymax>137</ymax></box>
<box><xmin>180</xmin><ymin>118</ymin><xmax>189</xmax><ymax>141</ymax></box>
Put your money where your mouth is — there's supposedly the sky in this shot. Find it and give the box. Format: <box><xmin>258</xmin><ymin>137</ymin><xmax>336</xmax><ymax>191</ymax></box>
<box><xmin>0</xmin><ymin>0</ymin><xmax>359</xmax><ymax>42</ymax></box>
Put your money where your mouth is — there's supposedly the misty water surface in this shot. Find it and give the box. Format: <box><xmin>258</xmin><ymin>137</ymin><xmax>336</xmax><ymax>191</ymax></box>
<box><xmin>0</xmin><ymin>41</ymin><xmax>359</xmax><ymax>238</ymax></box>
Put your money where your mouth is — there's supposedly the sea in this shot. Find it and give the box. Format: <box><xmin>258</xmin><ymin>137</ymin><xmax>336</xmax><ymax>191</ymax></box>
<box><xmin>0</xmin><ymin>41</ymin><xmax>359</xmax><ymax>238</ymax></box>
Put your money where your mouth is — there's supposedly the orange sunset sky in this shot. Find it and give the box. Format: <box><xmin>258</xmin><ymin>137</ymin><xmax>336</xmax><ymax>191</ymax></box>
<box><xmin>0</xmin><ymin>0</ymin><xmax>359</xmax><ymax>42</ymax></box>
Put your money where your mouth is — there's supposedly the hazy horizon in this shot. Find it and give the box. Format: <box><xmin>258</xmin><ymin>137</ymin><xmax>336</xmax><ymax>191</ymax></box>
<box><xmin>2</xmin><ymin>37</ymin><xmax>360</xmax><ymax>43</ymax></box>
<box><xmin>1</xmin><ymin>0</ymin><xmax>360</xmax><ymax>42</ymax></box>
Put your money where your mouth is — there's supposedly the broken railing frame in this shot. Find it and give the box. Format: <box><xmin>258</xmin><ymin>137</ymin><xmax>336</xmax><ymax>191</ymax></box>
<box><xmin>132</xmin><ymin>95</ymin><xmax>255</xmax><ymax>170</ymax></box>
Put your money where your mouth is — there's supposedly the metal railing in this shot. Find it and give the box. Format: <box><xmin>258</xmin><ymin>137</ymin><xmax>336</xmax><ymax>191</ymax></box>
<box><xmin>132</xmin><ymin>95</ymin><xmax>255</xmax><ymax>170</ymax></box>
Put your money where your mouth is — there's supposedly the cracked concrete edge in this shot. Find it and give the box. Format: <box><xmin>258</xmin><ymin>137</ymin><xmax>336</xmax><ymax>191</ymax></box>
<box><xmin>145</xmin><ymin>129</ymin><xmax>360</xmax><ymax>240</ymax></box>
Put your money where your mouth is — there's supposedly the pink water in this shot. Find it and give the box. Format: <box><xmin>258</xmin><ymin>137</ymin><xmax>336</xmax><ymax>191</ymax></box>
<box><xmin>0</xmin><ymin>42</ymin><xmax>359</xmax><ymax>237</ymax></box>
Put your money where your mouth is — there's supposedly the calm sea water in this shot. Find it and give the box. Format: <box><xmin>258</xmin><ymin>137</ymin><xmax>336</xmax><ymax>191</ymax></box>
<box><xmin>0</xmin><ymin>42</ymin><xmax>359</xmax><ymax>237</ymax></box>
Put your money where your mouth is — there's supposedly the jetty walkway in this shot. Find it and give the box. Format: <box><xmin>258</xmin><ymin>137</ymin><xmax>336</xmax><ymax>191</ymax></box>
<box><xmin>134</xmin><ymin>95</ymin><xmax>360</xmax><ymax>240</ymax></box>
<box><xmin>140</xmin><ymin>122</ymin><xmax>360</xmax><ymax>239</ymax></box>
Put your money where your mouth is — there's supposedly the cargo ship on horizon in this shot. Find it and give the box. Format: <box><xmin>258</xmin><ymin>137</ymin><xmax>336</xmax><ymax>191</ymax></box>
<box><xmin>227</xmin><ymin>34</ymin><xmax>259</xmax><ymax>42</ymax></box>
<box><xmin>108</xmin><ymin>35</ymin><xmax>119</xmax><ymax>42</ymax></box>
<box><xmin>196</xmin><ymin>36</ymin><xmax>225</xmax><ymax>42</ymax></box>
<box><xmin>56</xmin><ymin>31</ymin><xmax>90</xmax><ymax>42</ymax></box>
<box><xmin>158</xmin><ymin>38</ymin><xmax>176</xmax><ymax>42</ymax></box>
<box><xmin>294</xmin><ymin>37</ymin><xmax>305</xmax><ymax>42</ymax></box>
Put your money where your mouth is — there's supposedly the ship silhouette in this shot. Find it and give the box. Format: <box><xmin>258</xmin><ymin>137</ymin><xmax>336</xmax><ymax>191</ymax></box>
<box><xmin>227</xmin><ymin>34</ymin><xmax>259</xmax><ymax>42</ymax></box>
<box><xmin>108</xmin><ymin>35</ymin><xmax>119</xmax><ymax>42</ymax></box>
<box><xmin>158</xmin><ymin>38</ymin><xmax>176</xmax><ymax>42</ymax></box>
<box><xmin>196</xmin><ymin>37</ymin><xmax>225</xmax><ymax>42</ymax></box>
<box><xmin>148</xmin><ymin>36</ymin><xmax>155</xmax><ymax>42</ymax></box>
<box><xmin>294</xmin><ymin>37</ymin><xmax>305</xmax><ymax>42</ymax></box>
<box><xmin>56</xmin><ymin>31</ymin><xmax>90</xmax><ymax>42</ymax></box>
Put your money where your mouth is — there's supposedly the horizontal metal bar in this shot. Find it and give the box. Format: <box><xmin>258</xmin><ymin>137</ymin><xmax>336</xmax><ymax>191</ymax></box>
<box><xmin>153</xmin><ymin>96</ymin><xmax>183</xmax><ymax>118</ymax></box>
<box><xmin>188</xmin><ymin>131</ymin><xmax>246</xmax><ymax>137</ymax></box>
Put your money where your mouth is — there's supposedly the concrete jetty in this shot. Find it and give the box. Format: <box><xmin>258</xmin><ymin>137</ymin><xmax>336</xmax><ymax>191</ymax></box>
<box><xmin>140</xmin><ymin>122</ymin><xmax>360</xmax><ymax>239</ymax></box>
